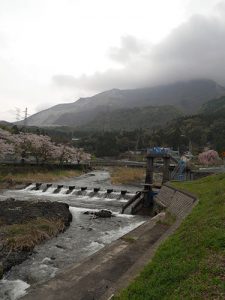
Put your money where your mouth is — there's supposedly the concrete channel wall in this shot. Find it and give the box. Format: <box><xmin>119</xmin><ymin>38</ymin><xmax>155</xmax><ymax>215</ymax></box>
<box><xmin>154</xmin><ymin>183</ymin><xmax>197</xmax><ymax>219</ymax></box>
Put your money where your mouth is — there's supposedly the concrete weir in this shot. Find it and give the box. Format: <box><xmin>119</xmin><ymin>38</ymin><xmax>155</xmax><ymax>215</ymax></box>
<box><xmin>23</xmin><ymin>183</ymin><xmax>132</xmax><ymax>200</ymax></box>
<box><xmin>21</xmin><ymin>184</ymin><xmax>197</xmax><ymax>300</ymax></box>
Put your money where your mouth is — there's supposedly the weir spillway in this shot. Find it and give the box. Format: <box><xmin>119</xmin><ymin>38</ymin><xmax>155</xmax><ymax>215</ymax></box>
<box><xmin>19</xmin><ymin>182</ymin><xmax>137</xmax><ymax>212</ymax></box>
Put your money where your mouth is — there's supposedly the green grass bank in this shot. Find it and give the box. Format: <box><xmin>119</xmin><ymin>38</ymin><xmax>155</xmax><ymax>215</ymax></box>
<box><xmin>115</xmin><ymin>174</ymin><xmax>225</xmax><ymax>299</ymax></box>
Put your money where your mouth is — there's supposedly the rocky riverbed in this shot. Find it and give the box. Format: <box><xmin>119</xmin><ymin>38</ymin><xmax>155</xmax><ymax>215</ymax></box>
<box><xmin>0</xmin><ymin>199</ymin><xmax>72</xmax><ymax>279</ymax></box>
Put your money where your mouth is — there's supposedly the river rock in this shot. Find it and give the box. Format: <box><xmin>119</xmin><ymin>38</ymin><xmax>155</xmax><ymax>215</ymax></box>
<box><xmin>95</xmin><ymin>210</ymin><xmax>113</xmax><ymax>218</ymax></box>
<box><xmin>83</xmin><ymin>209</ymin><xmax>114</xmax><ymax>218</ymax></box>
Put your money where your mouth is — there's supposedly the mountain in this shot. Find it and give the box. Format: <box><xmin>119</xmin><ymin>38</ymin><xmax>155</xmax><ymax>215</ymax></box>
<box><xmin>79</xmin><ymin>105</ymin><xmax>183</xmax><ymax>131</ymax></box>
<box><xmin>0</xmin><ymin>120</ymin><xmax>13</xmax><ymax>127</ymax></box>
<box><xmin>22</xmin><ymin>79</ymin><xmax>225</xmax><ymax>127</ymax></box>
<box><xmin>200</xmin><ymin>96</ymin><xmax>225</xmax><ymax>115</ymax></box>
<box><xmin>148</xmin><ymin>97</ymin><xmax>225</xmax><ymax>153</ymax></box>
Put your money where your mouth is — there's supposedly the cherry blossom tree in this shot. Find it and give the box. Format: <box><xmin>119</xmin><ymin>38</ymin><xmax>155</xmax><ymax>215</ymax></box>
<box><xmin>15</xmin><ymin>133</ymin><xmax>55</xmax><ymax>163</ymax></box>
<box><xmin>0</xmin><ymin>128</ymin><xmax>91</xmax><ymax>164</ymax></box>
<box><xmin>0</xmin><ymin>139</ymin><xmax>14</xmax><ymax>159</ymax></box>
<box><xmin>0</xmin><ymin>129</ymin><xmax>15</xmax><ymax>159</ymax></box>
<box><xmin>0</xmin><ymin>128</ymin><xmax>14</xmax><ymax>142</ymax></box>
<box><xmin>198</xmin><ymin>150</ymin><xmax>220</xmax><ymax>166</ymax></box>
<box><xmin>52</xmin><ymin>145</ymin><xmax>74</xmax><ymax>164</ymax></box>
<box><xmin>52</xmin><ymin>145</ymin><xmax>90</xmax><ymax>165</ymax></box>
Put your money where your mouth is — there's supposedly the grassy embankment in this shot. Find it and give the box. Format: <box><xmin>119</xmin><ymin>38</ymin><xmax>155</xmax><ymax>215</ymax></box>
<box><xmin>0</xmin><ymin>217</ymin><xmax>66</xmax><ymax>279</ymax></box>
<box><xmin>1</xmin><ymin>218</ymin><xmax>65</xmax><ymax>251</ymax></box>
<box><xmin>110</xmin><ymin>167</ymin><xmax>145</xmax><ymax>185</ymax></box>
<box><xmin>0</xmin><ymin>165</ymin><xmax>82</xmax><ymax>189</ymax></box>
<box><xmin>115</xmin><ymin>174</ymin><xmax>225</xmax><ymax>299</ymax></box>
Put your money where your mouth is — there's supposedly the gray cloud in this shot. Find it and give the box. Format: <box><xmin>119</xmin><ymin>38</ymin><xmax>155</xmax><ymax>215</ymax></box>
<box><xmin>52</xmin><ymin>5</ymin><xmax>225</xmax><ymax>92</ymax></box>
<box><xmin>108</xmin><ymin>35</ymin><xmax>146</xmax><ymax>64</ymax></box>
<box><xmin>35</xmin><ymin>102</ymin><xmax>52</xmax><ymax>112</ymax></box>
<box><xmin>53</xmin><ymin>75</ymin><xmax>77</xmax><ymax>88</ymax></box>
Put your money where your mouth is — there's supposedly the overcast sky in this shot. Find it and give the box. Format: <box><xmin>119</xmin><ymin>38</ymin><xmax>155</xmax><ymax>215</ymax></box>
<box><xmin>0</xmin><ymin>0</ymin><xmax>224</xmax><ymax>121</ymax></box>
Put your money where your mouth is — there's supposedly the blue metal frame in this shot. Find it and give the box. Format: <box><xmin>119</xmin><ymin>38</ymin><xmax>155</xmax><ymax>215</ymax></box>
<box><xmin>147</xmin><ymin>147</ymin><xmax>169</xmax><ymax>156</ymax></box>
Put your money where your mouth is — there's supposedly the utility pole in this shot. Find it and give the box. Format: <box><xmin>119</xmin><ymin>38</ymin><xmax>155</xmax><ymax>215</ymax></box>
<box><xmin>23</xmin><ymin>107</ymin><xmax>28</xmax><ymax>127</ymax></box>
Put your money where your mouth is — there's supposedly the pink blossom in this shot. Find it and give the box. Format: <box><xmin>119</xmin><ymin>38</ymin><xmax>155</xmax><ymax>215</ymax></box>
<box><xmin>0</xmin><ymin>128</ymin><xmax>91</xmax><ymax>163</ymax></box>
<box><xmin>198</xmin><ymin>150</ymin><xmax>220</xmax><ymax>166</ymax></box>
<box><xmin>0</xmin><ymin>139</ymin><xmax>14</xmax><ymax>159</ymax></box>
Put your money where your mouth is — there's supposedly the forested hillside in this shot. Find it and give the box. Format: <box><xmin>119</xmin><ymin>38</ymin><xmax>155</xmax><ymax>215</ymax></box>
<box><xmin>80</xmin><ymin>105</ymin><xmax>182</xmax><ymax>131</ymax></box>
<box><xmin>4</xmin><ymin>96</ymin><xmax>225</xmax><ymax>157</ymax></box>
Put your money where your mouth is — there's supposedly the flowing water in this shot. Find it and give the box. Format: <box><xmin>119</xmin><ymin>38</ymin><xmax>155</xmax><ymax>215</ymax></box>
<box><xmin>0</xmin><ymin>171</ymin><xmax>146</xmax><ymax>300</ymax></box>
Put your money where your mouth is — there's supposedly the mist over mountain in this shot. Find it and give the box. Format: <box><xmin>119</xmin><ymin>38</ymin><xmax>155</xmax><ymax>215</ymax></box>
<box><xmin>20</xmin><ymin>79</ymin><xmax>225</xmax><ymax>129</ymax></box>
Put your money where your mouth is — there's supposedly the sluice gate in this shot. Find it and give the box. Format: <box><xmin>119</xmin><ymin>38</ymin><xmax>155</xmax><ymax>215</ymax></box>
<box><xmin>122</xmin><ymin>147</ymin><xmax>182</xmax><ymax>215</ymax></box>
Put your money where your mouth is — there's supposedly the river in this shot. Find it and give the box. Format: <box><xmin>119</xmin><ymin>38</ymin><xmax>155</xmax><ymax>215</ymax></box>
<box><xmin>0</xmin><ymin>171</ymin><xmax>147</xmax><ymax>300</ymax></box>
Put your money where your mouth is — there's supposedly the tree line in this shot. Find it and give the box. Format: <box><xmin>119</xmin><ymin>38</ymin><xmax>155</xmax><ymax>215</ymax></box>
<box><xmin>2</xmin><ymin>106</ymin><xmax>225</xmax><ymax>158</ymax></box>
<box><xmin>0</xmin><ymin>128</ymin><xmax>91</xmax><ymax>164</ymax></box>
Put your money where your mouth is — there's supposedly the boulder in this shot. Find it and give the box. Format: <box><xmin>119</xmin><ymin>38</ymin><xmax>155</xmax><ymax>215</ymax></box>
<box><xmin>83</xmin><ymin>209</ymin><xmax>113</xmax><ymax>218</ymax></box>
